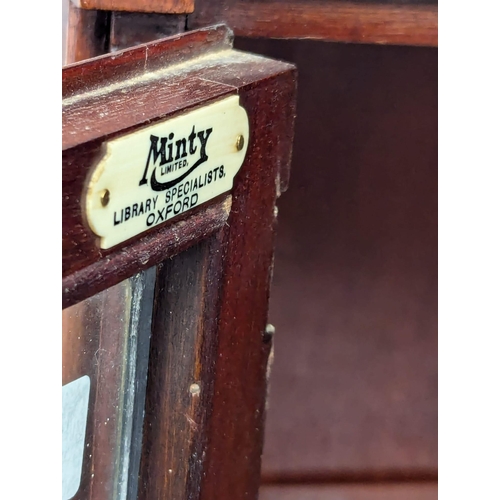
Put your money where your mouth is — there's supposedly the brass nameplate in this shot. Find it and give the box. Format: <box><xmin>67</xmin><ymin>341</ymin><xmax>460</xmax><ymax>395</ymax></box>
<box><xmin>85</xmin><ymin>95</ymin><xmax>249</xmax><ymax>249</ymax></box>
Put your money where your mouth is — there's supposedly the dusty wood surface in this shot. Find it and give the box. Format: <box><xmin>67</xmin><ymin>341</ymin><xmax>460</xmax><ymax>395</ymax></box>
<box><xmin>62</xmin><ymin>24</ymin><xmax>232</xmax><ymax>102</ymax></box>
<box><xmin>73</xmin><ymin>0</ymin><xmax>194</xmax><ymax>13</ymax></box>
<box><xmin>189</xmin><ymin>1</ymin><xmax>438</xmax><ymax>46</ymax></box>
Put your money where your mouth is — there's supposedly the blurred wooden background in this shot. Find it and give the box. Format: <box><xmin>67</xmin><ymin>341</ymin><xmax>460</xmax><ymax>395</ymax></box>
<box><xmin>234</xmin><ymin>37</ymin><xmax>437</xmax><ymax>499</ymax></box>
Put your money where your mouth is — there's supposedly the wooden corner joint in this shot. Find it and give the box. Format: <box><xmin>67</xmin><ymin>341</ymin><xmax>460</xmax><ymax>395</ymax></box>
<box><xmin>63</xmin><ymin>26</ymin><xmax>297</xmax><ymax>308</ymax></box>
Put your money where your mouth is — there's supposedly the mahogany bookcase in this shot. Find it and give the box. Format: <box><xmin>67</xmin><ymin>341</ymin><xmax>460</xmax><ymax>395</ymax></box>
<box><xmin>63</xmin><ymin>1</ymin><xmax>437</xmax><ymax>498</ymax></box>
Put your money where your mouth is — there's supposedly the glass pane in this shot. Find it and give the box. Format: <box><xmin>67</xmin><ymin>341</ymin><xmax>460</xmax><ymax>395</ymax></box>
<box><xmin>62</xmin><ymin>267</ymin><xmax>156</xmax><ymax>500</ymax></box>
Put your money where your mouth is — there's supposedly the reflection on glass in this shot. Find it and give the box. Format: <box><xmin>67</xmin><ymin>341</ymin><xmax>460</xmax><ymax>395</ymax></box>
<box><xmin>63</xmin><ymin>375</ymin><xmax>91</xmax><ymax>499</ymax></box>
<box><xmin>62</xmin><ymin>268</ymin><xmax>156</xmax><ymax>500</ymax></box>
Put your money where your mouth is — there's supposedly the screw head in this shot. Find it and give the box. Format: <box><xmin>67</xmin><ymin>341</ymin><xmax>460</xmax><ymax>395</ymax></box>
<box><xmin>189</xmin><ymin>383</ymin><xmax>201</xmax><ymax>395</ymax></box>
<box><xmin>100</xmin><ymin>189</ymin><xmax>110</xmax><ymax>207</ymax></box>
<box><xmin>236</xmin><ymin>135</ymin><xmax>245</xmax><ymax>151</ymax></box>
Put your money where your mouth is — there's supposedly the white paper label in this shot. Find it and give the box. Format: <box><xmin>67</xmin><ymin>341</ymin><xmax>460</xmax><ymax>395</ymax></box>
<box><xmin>62</xmin><ymin>375</ymin><xmax>91</xmax><ymax>500</ymax></box>
<box><xmin>85</xmin><ymin>95</ymin><xmax>249</xmax><ymax>249</ymax></box>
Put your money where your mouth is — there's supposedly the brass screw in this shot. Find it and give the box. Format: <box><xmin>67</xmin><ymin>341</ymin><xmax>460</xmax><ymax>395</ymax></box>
<box><xmin>100</xmin><ymin>189</ymin><xmax>110</xmax><ymax>207</ymax></box>
<box><xmin>236</xmin><ymin>134</ymin><xmax>245</xmax><ymax>151</ymax></box>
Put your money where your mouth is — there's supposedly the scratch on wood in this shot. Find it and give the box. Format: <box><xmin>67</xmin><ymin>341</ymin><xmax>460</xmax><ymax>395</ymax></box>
<box><xmin>185</xmin><ymin>413</ymin><xmax>198</xmax><ymax>431</ymax></box>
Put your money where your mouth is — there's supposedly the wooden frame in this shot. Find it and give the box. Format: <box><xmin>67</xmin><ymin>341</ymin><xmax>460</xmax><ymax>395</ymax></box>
<box><xmin>63</xmin><ymin>25</ymin><xmax>296</xmax><ymax>499</ymax></box>
<box><xmin>190</xmin><ymin>1</ymin><xmax>438</xmax><ymax>47</ymax></box>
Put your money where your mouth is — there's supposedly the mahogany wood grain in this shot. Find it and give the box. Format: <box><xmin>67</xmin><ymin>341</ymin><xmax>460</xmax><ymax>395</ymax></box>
<box><xmin>261</xmin><ymin>469</ymin><xmax>438</xmax><ymax>485</ymax></box>
<box><xmin>65</xmin><ymin>1</ymin><xmax>110</xmax><ymax>64</ymax></box>
<box><xmin>189</xmin><ymin>1</ymin><xmax>438</xmax><ymax>47</ymax></box>
<box><xmin>138</xmin><ymin>233</ymin><xmax>225</xmax><ymax>499</ymax></box>
<box><xmin>62</xmin><ymin>79</ymin><xmax>235</xmax><ymax>150</ymax></box>
<box><xmin>73</xmin><ymin>0</ymin><xmax>194</xmax><ymax>13</ymax></box>
<box><xmin>199</xmin><ymin>69</ymin><xmax>297</xmax><ymax>500</ymax></box>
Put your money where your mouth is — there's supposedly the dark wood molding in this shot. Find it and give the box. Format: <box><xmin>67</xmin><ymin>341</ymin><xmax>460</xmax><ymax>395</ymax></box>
<box><xmin>63</xmin><ymin>24</ymin><xmax>233</xmax><ymax>102</ymax></box>
<box><xmin>260</xmin><ymin>483</ymin><xmax>439</xmax><ymax>500</ymax></box>
<box><xmin>261</xmin><ymin>470</ymin><xmax>439</xmax><ymax>485</ymax></box>
<box><xmin>62</xmin><ymin>197</ymin><xmax>232</xmax><ymax>309</ymax></box>
<box><xmin>72</xmin><ymin>0</ymin><xmax>194</xmax><ymax>14</ymax></box>
<box><xmin>138</xmin><ymin>231</ymin><xmax>227</xmax><ymax>498</ymax></box>
<box><xmin>189</xmin><ymin>1</ymin><xmax>438</xmax><ymax>47</ymax></box>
